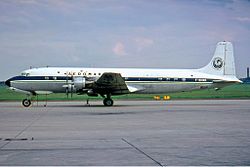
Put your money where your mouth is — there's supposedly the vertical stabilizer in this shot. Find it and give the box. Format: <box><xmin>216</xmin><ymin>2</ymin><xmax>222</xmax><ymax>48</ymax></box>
<box><xmin>199</xmin><ymin>42</ymin><xmax>236</xmax><ymax>76</ymax></box>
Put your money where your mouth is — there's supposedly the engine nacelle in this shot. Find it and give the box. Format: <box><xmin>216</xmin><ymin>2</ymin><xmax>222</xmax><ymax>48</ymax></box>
<box><xmin>73</xmin><ymin>76</ymin><xmax>86</xmax><ymax>90</ymax></box>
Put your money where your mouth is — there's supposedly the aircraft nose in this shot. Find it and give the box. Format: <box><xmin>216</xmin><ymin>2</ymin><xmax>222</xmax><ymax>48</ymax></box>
<box><xmin>5</xmin><ymin>79</ymin><xmax>11</xmax><ymax>87</ymax></box>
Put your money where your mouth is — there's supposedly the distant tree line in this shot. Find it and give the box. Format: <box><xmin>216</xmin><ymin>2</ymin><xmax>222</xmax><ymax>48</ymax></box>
<box><xmin>0</xmin><ymin>81</ymin><xmax>5</xmax><ymax>86</ymax></box>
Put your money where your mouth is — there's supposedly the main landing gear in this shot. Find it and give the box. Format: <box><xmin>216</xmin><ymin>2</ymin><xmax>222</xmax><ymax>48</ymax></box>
<box><xmin>22</xmin><ymin>99</ymin><xmax>31</xmax><ymax>107</ymax></box>
<box><xmin>103</xmin><ymin>98</ymin><xmax>113</xmax><ymax>106</ymax></box>
<box><xmin>102</xmin><ymin>94</ymin><xmax>114</xmax><ymax>106</ymax></box>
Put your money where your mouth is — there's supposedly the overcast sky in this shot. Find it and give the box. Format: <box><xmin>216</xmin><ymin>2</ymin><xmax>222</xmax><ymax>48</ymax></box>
<box><xmin>0</xmin><ymin>0</ymin><xmax>250</xmax><ymax>80</ymax></box>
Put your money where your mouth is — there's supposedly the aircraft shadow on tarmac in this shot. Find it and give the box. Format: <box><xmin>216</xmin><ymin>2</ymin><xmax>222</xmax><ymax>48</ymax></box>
<box><xmin>30</xmin><ymin>102</ymin><xmax>169</xmax><ymax>108</ymax></box>
<box><xmin>30</xmin><ymin>102</ymin><xmax>232</xmax><ymax>108</ymax></box>
<box><xmin>27</xmin><ymin>103</ymin><xmax>165</xmax><ymax>115</ymax></box>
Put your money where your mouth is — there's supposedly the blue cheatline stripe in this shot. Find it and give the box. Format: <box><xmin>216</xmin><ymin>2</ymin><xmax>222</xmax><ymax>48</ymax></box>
<box><xmin>10</xmin><ymin>76</ymin><xmax>72</xmax><ymax>81</ymax></box>
<box><xmin>10</xmin><ymin>75</ymin><xmax>215</xmax><ymax>83</ymax></box>
<box><xmin>125</xmin><ymin>77</ymin><xmax>214</xmax><ymax>82</ymax></box>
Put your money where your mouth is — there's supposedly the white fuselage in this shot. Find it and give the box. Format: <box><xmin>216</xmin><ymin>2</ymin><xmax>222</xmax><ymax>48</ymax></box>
<box><xmin>7</xmin><ymin>67</ymin><xmax>240</xmax><ymax>95</ymax></box>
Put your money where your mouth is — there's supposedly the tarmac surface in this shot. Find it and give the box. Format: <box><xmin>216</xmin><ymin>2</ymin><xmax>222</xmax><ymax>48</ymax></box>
<box><xmin>0</xmin><ymin>99</ymin><xmax>250</xmax><ymax>166</ymax></box>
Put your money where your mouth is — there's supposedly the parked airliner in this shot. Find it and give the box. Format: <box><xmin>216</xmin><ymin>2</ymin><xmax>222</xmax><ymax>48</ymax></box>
<box><xmin>5</xmin><ymin>41</ymin><xmax>241</xmax><ymax>107</ymax></box>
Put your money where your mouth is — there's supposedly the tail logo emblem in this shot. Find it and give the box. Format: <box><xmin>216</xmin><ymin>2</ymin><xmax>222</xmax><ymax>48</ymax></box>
<box><xmin>212</xmin><ymin>57</ymin><xmax>223</xmax><ymax>69</ymax></box>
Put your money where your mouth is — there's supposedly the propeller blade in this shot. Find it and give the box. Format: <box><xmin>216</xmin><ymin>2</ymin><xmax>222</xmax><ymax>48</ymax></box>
<box><xmin>66</xmin><ymin>87</ymin><xmax>69</xmax><ymax>98</ymax></box>
<box><xmin>65</xmin><ymin>74</ymin><xmax>69</xmax><ymax>98</ymax></box>
<box><xmin>71</xmin><ymin>86</ymin><xmax>73</xmax><ymax>98</ymax></box>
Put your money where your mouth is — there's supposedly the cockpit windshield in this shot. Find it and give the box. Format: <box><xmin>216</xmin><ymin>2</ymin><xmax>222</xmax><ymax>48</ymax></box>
<box><xmin>21</xmin><ymin>72</ymin><xmax>30</xmax><ymax>76</ymax></box>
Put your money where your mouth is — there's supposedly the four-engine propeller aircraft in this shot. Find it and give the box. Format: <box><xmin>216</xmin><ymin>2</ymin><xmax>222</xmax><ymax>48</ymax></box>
<box><xmin>5</xmin><ymin>41</ymin><xmax>241</xmax><ymax>107</ymax></box>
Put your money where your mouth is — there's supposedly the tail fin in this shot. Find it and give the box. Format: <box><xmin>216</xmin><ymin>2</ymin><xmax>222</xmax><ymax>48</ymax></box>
<box><xmin>199</xmin><ymin>41</ymin><xmax>236</xmax><ymax>76</ymax></box>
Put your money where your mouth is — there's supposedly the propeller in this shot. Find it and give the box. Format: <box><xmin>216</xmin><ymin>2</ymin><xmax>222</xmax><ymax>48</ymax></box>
<box><xmin>65</xmin><ymin>74</ymin><xmax>74</xmax><ymax>98</ymax></box>
<box><xmin>66</xmin><ymin>87</ymin><xmax>69</xmax><ymax>98</ymax></box>
<box><xmin>66</xmin><ymin>74</ymin><xmax>69</xmax><ymax>98</ymax></box>
<box><xmin>70</xmin><ymin>82</ymin><xmax>73</xmax><ymax>98</ymax></box>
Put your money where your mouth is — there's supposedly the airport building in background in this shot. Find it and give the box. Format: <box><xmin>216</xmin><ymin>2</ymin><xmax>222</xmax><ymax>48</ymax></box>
<box><xmin>240</xmin><ymin>67</ymin><xmax>250</xmax><ymax>84</ymax></box>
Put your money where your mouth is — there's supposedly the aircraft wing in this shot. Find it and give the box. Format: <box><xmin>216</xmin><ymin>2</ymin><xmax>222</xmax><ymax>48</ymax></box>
<box><xmin>92</xmin><ymin>72</ymin><xmax>130</xmax><ymax>95</ymax></box>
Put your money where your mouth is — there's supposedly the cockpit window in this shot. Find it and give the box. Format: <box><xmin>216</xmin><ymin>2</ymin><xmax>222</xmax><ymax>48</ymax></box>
<box><xmin>21</xmin><ymin>72</ymin><xmax>30</xmax><ymax>76</ymax></box>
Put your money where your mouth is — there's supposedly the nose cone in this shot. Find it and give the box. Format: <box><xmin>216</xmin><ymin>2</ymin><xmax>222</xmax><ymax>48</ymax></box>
<box><xmin>5</xmin><ymin>79</ymin><xmax>11</xmax><ymax>87</ymax></box>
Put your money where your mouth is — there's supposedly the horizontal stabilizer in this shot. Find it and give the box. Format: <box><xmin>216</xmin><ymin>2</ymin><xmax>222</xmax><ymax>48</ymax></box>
<box><xmin>213</xmin><ymin>79</ymin><xmax>242</xmax><ymax>84</ymax></box>
<box><xmin>127</xmin><ymin>85</ymin><xmax>145</xmax><ymax>93</ymax></box>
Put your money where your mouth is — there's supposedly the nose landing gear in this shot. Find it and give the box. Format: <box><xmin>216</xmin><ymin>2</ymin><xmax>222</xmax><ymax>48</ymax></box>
<box><xmin>22</xmin><ymin>99</ymin><xmax>31</xmax><ymax>107</ymax></box>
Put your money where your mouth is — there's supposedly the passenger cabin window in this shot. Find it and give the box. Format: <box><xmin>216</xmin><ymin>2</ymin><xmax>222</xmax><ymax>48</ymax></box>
<box><xmin>195</xmin><ymin>78</ymin><xmax>207</xmax><ymax>82</ymax></box>
<box><xmin>158</xmin><ymin>78</ymin><xmax>163</xmax><ymax>81</ymax></box>
<box><xmin>45</xmin><ymin>76</ymin><xmax>49</xmax><ymax>80</ymax></box>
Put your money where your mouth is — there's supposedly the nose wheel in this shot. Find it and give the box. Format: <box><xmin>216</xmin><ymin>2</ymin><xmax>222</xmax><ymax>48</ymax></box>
<box><xmin>103</xmin><ymin>98</ymin><xmax>113</xmax><ymax>106</ymax></box>
<box><xmin>22</xmin><ymin>99</ymin><xmax>31</xmax><ymax>107</ymax></box>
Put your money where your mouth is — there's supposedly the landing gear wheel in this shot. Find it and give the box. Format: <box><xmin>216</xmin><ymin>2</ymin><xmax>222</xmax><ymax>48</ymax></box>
<box><xmin>22</xmin><ymin>99</ymin><xmax>31</xmax><ymax>107</ymax></box>
<box><xmin>103</xmin><ymin>98</ymin><xmax>113</xmax><ymax>106</ymax></box>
